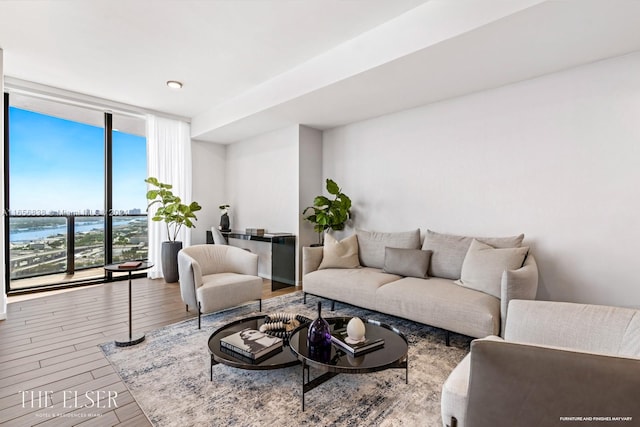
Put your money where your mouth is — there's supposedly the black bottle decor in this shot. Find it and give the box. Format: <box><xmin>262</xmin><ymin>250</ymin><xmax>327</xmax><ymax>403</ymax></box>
<box><xmin>219</xmin><ymin>213</ymin><xmax>230</xmax><ymax>232</ymax></box>
<box><xmin>307</xmin><ymin>301</ymin><xmax>332</xmax><ymax>362</ymax></box>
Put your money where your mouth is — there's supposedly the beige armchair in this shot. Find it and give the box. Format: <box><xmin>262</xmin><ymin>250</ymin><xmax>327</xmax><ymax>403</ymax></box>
<box><xmin>441</xmin><ymin>300</ymin><xmax>640</xmax><ymax>427</ymax></box>
<box><xmin>178</xmin><ymin>244</ymin><xmax>263</xmax><ymax>329</ymax></box>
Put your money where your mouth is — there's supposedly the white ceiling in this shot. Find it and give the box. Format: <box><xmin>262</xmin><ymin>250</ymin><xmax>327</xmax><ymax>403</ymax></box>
<box><xmin>2</xmin><ymin>0</ymin><xmax>640</xmax><ymax>143</ymax></box>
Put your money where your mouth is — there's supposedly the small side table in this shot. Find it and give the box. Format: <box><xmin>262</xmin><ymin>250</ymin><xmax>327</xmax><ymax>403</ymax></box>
<box><xmin>104</xmin><ymin>261</ymin><xmax>153</xmax><ymax>347</ymax></box>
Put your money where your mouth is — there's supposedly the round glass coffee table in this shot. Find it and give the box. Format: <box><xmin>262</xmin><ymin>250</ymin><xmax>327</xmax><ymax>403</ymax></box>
<box><xmin>289</xmin><ymin>316</ymin><xmax>409</xmax><ymax>411</ymax></box>
<box><xmin>207</xmin><ymin>315</ymin><xmax>302</xmax><ymax>380</ymax></box>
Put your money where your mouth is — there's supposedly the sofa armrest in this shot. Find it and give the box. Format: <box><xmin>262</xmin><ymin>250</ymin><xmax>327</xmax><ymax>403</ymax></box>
<box><xmin>177</xmin><ymin>251</ymin><xmax>203</xmax><ymax>308</ymax></box>
<box><xmin>302</xmin><ymin>246</ymin><xmax>324</xmax><ymax>276</ymax></box>
<box><xmin>499</xmin><ymin>254</ymin><xmax>538</xmax><ymax>336</ymax></box>
<box><xmin>464</xmin><ymin>339</ymin><xmax>640</xmax><ymax>427</ymax></box>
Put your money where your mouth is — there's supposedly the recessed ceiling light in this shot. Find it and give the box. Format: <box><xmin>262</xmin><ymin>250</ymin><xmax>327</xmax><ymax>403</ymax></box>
<box><xmin>166</xmin><ymin>80</ymin><xmax>183</xmax><ymax>89</ymax></box>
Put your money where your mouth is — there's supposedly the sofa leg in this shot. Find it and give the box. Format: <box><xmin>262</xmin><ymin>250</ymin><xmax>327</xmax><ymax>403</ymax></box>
<box><xmin>448</xmin><ymin>416</ymin><xmax>457</xmax><ymax>427</ymax></box>
<box><xmin>331</xmin><ymin>300</ymin><xmax>335</xmax><ymax>311</ymax></box>
<box><xmin>303</xmin><ymin>292</ymin><xmax>307</xmax><ymax>304</ymax></box>
<box><xmin>445</xmin><ymin>330</ymin><xmax>450</xmax><ymax>347</ymax></box>
<box><xmin>259</xmin><ymin>299</ymin><xmax>262</xmax><ymax>312</ymax></box>
<box><xmin>186</xmin><ymin>304</ymin><xmax>189</xmax><ymax>312</ymax></box>
<box><xmin>198</xmin><ymin>301</ymin><xmax>202</xmax><ymax>330</ymax></box>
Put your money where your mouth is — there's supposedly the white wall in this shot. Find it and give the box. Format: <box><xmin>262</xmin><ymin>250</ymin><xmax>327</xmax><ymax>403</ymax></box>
<box><xmin>1</xmin><ymin>48</ymin><xmax>6</xmax><ymax>320</ymax></box>
<box><xmin>225</xmin><ymin>125</ymin><xmax>300</xmax><ymax>277</ymax></box>
<box><xmin>323</xmin><ymin>51</ymin><xmax>640</xmax><ymax>309</ymax></box>
<box><xmin>298</xmin><ymin>126</ymin><xmax>323</xmax><ymax>247</ymax></box>
<box><xmin>191</xmin><ymin>139</ymin><xmax>226</xmax><ymax>245</ymax></box>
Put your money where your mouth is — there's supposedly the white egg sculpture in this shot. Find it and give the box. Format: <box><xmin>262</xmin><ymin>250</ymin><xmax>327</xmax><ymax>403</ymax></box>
<box><xmin>346</xmin><ymin>317</ymin><xmax>366</xmax><ymax>343</ymax></box>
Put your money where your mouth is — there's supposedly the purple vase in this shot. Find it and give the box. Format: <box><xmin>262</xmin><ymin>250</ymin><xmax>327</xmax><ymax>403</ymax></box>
<box><xmin>307</xmin><ymin>301</ymin><xmax>332</xmax><ymax>362</ymax></box>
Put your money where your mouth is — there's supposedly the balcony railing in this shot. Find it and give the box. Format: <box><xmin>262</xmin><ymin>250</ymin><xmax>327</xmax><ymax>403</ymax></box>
<box><xmin>8</xmin><ymin>214</ymin><xmax>148</xmax><ymax>283</ymax></box>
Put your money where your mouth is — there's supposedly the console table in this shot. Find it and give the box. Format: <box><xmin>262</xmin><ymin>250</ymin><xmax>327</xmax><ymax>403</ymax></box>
<box><xmin>206</xmin><ymin>230</ymin><xmax>296</xmax><ymax>291</ymax></box>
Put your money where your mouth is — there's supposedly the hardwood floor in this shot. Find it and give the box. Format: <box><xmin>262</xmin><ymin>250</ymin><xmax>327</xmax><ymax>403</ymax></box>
<box><xmin>0</xmin><ymin>278</ymin><xmax>297</xmax><ymax>426</ymax></box>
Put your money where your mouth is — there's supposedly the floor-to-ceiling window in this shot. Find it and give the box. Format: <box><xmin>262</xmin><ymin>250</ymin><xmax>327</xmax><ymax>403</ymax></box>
<box><xmin>4</xmin><ymin>92</ymin><xmax>147</xmax><ymax>292</ymax></box>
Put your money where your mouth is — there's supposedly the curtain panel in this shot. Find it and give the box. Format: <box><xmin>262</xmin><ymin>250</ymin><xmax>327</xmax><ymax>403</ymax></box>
<box><xmin>146</xmin><ymin>115</ymin><xmax>193</xmax><ymax>280</ymax></box>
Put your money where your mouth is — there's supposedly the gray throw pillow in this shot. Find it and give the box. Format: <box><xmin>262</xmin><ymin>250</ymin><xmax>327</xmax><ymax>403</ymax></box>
<box><xmin>422</xmin><ymin>229</ymin><xmax>524</xmax><ymax>280</ymax></box>
<box><xmin>456</xmin><ymin>239</ymin><xmax>529</xmax><ymax>298</ymax></box>
<box><xmin>356</xmin><ymin>229</ymin><xmax>421</xmax><ymax>269</ymax></box>
<box><xmin>383</xmin><ymin>247</ymin><xmax>432</xmax><ymax>279</ymax></box>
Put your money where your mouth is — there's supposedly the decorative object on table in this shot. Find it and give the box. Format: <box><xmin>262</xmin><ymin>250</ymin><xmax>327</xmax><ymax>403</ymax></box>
<box><xmin>303</xmin><ymin>178</ymin><xmax>352</xmax><ymax>246</ymax></box>
<box><xmin>220</xmin><ymin>327</ymin><xmax>283</xmax><ymax>360</ymax></box>
<box><xmin>307</xmin><ymin>301</ymin><xmax>332</xmax><ymax>362</ymax></box>
<box><xmin>245</xmin><ymin>228</ymin><xmax>265</xmax><ymax>236</ymax></box>
<box><xmin>346</xmin><ymin>317</ymin><xmax>366</xmax><ymax>343</ymax></box>
<box><xmin>118</xmin><ymin>260</ymin><xmax>143</xmax><ymax>269</ymax></box>
<box><xmin>331</xmin><ymin>325</ymin><xmax>384</xmax><ymax>356</ymax></box>
<box><xmin>259</xmin><ymin>312</ymin><xmax>311</xmax><ymax>339</ymax></box>
<box><xmin>219</xmin><ymin>204</ymin><xmax>230</xmax><ymax>232</ymax></box>
<box><xmin>145</xmin><ymin>177</ymin><xmax>202</xmax><ymax>283</ymax></box>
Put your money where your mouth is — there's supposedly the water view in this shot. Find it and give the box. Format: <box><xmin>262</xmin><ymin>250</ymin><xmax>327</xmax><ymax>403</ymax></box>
<box><xmin>9</xmin><ymin>216</ymin><xmax>148</xmax><ymax>280</ymax></box>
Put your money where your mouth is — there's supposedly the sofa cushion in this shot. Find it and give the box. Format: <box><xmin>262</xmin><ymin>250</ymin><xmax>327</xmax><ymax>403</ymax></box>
<box><xmin>303</xmin><ymin>267</ymin><xmax>401</xmax><ymax>310</ymax></box>
<box><xmin>318</xmin><ymin>234</ymin><xmax>360</xmax><ymax>270</ymax></box>
<box><xmin>422</xmin><ymin>229</ymin><xmax>524</xmax><ymax>280</ymax></box>
<box><xmin>456</xmin><ymin>239</ymin><xmax>529</xmax><ymax>298</ymax></box>
<box><xmin>375</xmin><ymin>277</ymin><xmax>500</xmax><ymax>338</ymax></box>
<box><xmin>356</xmin><ymin>229</ymin><xmax>420</xmax><ymax>269</ymax></box>
<box><xmin>197</xmin><ymin>273</ymin><xmax>263</xmax><ymax>314</ymax></box>
<box><xmin>382</xmin><ymin>247</ymin><xmax>431</xmax><ymax>279</ymax></box>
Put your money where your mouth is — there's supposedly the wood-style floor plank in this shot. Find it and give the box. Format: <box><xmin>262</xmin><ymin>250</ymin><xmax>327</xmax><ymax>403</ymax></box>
<box><xmin>0</xmin><ymin>277</ymin><xmax>297</xmax><ymax>426</ymax></box>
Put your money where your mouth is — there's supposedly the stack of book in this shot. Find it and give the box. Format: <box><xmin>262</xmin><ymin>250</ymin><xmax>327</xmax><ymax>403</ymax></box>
<box><xmin>331</xmin><ymin>330</ymin><xmax>384</xmax><ymax>356</ymax></box>
<box><xmin>220</xmin><ymin>328</ymin><xmax>283</xmax><ymax>360</ymax></box>
<box><xmin>118</xmin><ymin>261</ymin><xmax>142</xmax><ymax>269</ymax></box>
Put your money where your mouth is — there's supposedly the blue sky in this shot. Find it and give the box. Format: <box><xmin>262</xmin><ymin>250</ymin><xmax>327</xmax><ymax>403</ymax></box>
<box><xmin>9</xmin><ymin>107</ymin><xmax>147</xmax><ymax>213</ymax></box>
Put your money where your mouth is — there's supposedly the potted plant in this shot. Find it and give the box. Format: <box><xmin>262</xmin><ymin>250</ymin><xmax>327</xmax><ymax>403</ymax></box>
<box><xmin>303</xmin><ymin>178</ymin><xmax>352</xmax><ymax>245</ymax></box>
<box><xmin>145</xmin><ymin>177</ymin><xmax>202</xmax><ymax>282</ymax></box>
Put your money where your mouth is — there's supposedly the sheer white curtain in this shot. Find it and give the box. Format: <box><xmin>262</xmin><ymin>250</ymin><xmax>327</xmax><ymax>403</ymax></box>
<box><xmin>146</xmin><ymin>115</ymin><xmax>192</xmax><ymax>279</ymax></box>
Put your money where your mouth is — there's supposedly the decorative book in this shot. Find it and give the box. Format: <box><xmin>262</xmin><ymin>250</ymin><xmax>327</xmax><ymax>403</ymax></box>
<box><xmin>331</xmin><ymin>329</ymin><xmax>384</xmax><ymax>356</ymax></box>
<box><xmin>219</xmin><ymin>344</ymin><xmax>282</xmax><ymax>364</ymax></box>
<box><xmin>220</xmin><ymin>328</ymin><xmax>283</xmax><ymax>359</ymax></box>
<box><xmin>119</xmin><ymin>261</ymin><xmax>142</xmax><ymax>269</ymax></box>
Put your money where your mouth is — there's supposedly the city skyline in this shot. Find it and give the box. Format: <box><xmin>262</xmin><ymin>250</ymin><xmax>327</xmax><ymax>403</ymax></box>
<box><xmin>9</xmin><ymin>107</ymin><xmax>147</xmax><ymax>212</ymax></box>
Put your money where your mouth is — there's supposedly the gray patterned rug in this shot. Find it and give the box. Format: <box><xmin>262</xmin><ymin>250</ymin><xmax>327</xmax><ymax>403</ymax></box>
<box><xmin>100</xmin><ymin>291</ymin><xmax>471</xmax><ymax>427</ymax></box>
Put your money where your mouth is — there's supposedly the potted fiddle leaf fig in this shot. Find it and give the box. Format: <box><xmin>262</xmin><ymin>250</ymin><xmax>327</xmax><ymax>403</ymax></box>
<box><xmin>303</xmin><ymin>178</ymin><xmax>352</xmax><ymax>245</ymax></box>
<box><xmin>145</xmin><ymin>177</ymin><xmax>202</xmax><ymax>282</ymax></box>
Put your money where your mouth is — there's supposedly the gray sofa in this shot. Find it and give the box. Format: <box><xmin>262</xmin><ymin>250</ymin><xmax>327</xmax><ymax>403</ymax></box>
<box><xmin>441</xmin><ymin>300</ymin><xmax>640</xmax><ymax>427</ymax></box>
<box><xmin>302</xmin><ymin>229</ymin><xmax>538</xmax><ymax>341</ymax></box>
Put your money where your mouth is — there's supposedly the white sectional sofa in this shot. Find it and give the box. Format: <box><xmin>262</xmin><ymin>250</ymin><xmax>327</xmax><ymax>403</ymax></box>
<box><xmin>302</xmin><ymin>229</ymin><xmax>538</xmax><ymax>342</ymax></box>
<box><xmin>441</xmin><ymin>300</ymin><xmax>640</xmax><ymax>427</ymax></box>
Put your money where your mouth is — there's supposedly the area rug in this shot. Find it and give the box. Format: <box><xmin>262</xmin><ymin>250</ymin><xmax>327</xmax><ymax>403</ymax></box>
<box><xmin>100</xmin><ymin>292</ymin><xmax>471</xmax><ymax>427</ymax></box>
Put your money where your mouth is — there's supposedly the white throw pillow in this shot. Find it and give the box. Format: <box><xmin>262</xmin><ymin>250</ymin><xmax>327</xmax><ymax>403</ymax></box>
<box><xmin>318</xmin><ymin>234</ymin><xmax>360</xmax><ymax>270</ymax></box>
<box><xmin>456</xmin><ymin>239</ymin><xmax>529</xmax><ymax>298</ymax></box>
